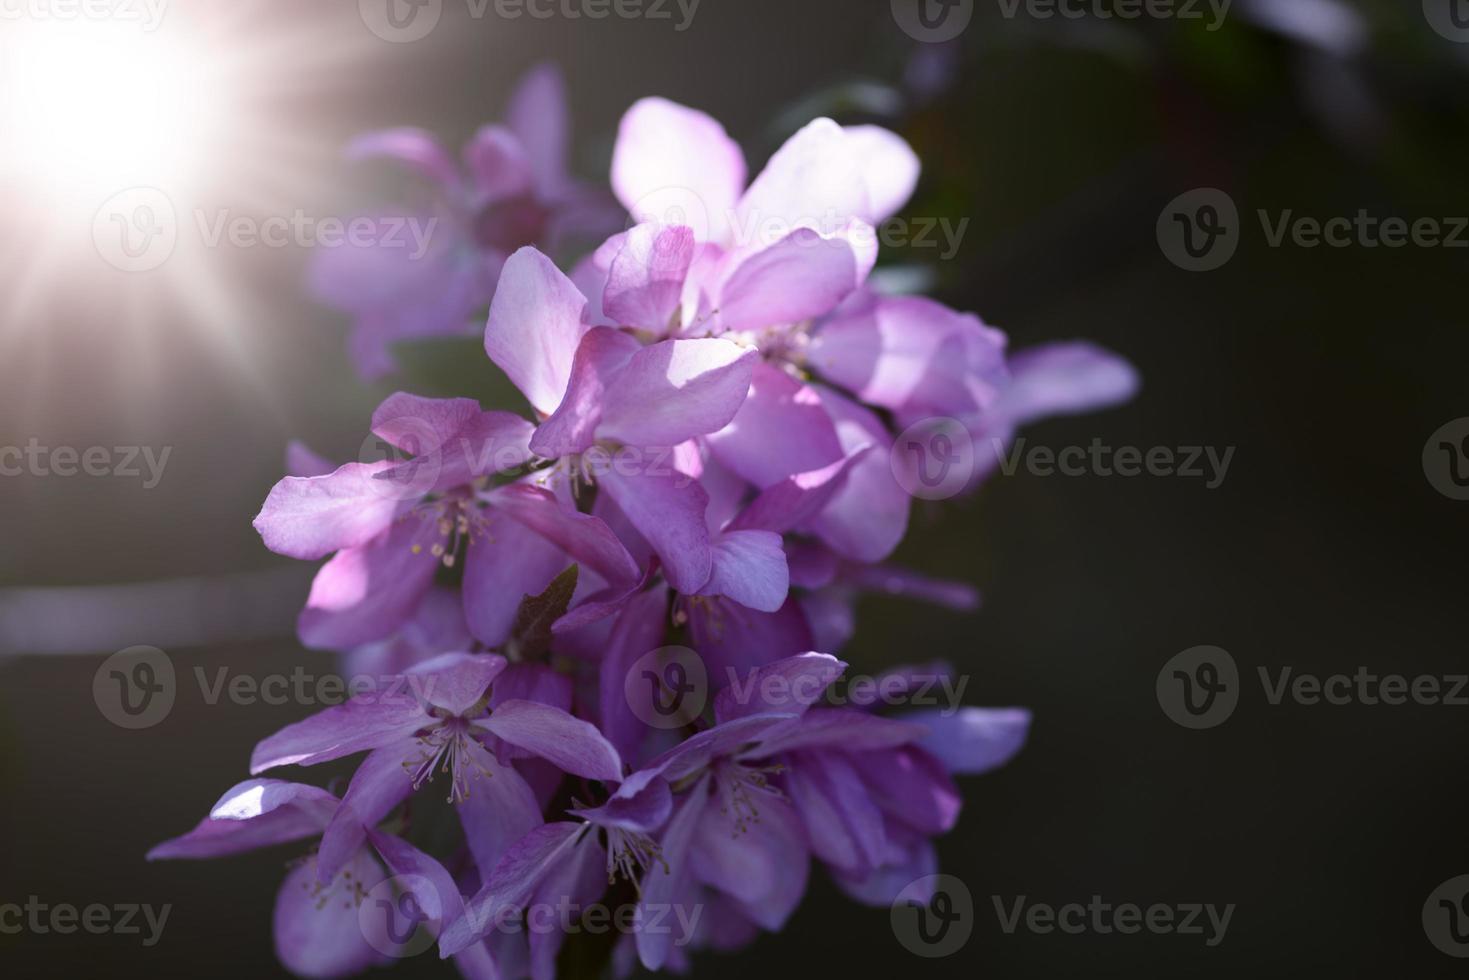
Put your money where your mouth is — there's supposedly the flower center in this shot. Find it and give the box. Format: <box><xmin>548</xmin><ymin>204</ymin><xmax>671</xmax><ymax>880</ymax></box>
<box><xmin>402</xmin><ymin>717</ymin><xmax>492</xmax><ymax>804</ymax></box>
<box><xmin>604</xmin><ymin>826</ymin><xmax>668</xmax><ymax>888</ymax></box>
<box><xmin>716</xmin><ymin>759</ymin><xmax>786</xmax><ymax>836</ymax></box>
<box><xmin>410</xmin><ymin>495</ymin><xmax>490</xmax><ymax>569</ymax></box>
<box><xmin>291</xmin><ymin>855</ymin><xmax>370</xmax><ymax>912</ymax></box>
<box><xmin>472</xmin><ymin>194</ymin><xmax>549</xmax><ymax>254</ymax></box>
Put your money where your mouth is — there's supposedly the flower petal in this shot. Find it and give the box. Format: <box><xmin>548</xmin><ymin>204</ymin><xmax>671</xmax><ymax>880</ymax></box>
<box><xmin>274</xmin><ymin>848</ymin><xmax>390</xmax><ymax>978</ymax></box>
<box><xmin>146</xmin><ymin>780</ymin><xmax>337</xmax><ymax>860</ymax></box>
<box><xmin>463</xmin><ymin>125</ymin><xmax>535</xmax><ymax>202</ymax></box>
<box><xmin>733</xmin><ymin>118</ymin><xmax>868</xmax><ymax>248</ymax></box>
<box><xmin>484</xmin><ymin>247</ymin><xmax>590</xmax><ymax>415</ymax></box>
<box><xmin>806</xmin><ymin>386</ymin><xmax>909</xmax><ymax>563</ymax></box>
<box><xmin>487</xmin><ymin>484</ymin><xmax>640</xmax><ymax>587</ymax></box>
<box><xmin>728</xmin><ymin>448</ymin><xmax>870</xmax><ymax>535</ymax></box>
<box><xmin>612</xmin><ymin>98</ymin><xmax>746</xmax><ymax>246</ymax></box>
<box><xmin>297</xmin><ymin>519</ymin><xmax>441</xmax><ymax>651</ymax></box>
<box><xmin>455</xmin><ymin>740</ymin><xmax>545</xmax><ymax>877</ymax></box>
<box><xmin>527</xmin><ymin>326</ymin><xmax>642</xmax><ymax>458</ymax></box>
<box><xmin>603</xmin><ymin>222</ymin><xmax>695</xmax><ymax>330</ymax></box>
<box><xmin>462</xmin><ymin>508</ymin><xmax>568</xmax><ymax>648</ymax></box>
<box><xmin>697</xmin><ymin>529</ymin><xmax>788</xmax><ymax>613</ymax></box>
<box><xmin>597</xmin><ymin>338</ymin><xmax>757</xmax><ymax>450</ymax></box>
<box><xmin>506</xmin><ymin>62</ymin><xmax>570</xmax><ymax>197</ymax></box>
<box><xmin>712</xmin><ymin>652</ymin><xmax>846</xmax><ymax>723</ymax></box>
<box><xmin>317</xmin><ymin>747</ymin><xmax>415</xmax><ymax>881</ymax></box>
<box><xmin>249</xmin><ymin>687</ymin><xmax>429</xmax><ymax>773</ymax></box>
<box><xmin>906</xmin><ymin>706</ymin><xmax>1032</xmax><ymax>775</ymax></box>
<box><xmin>993</xmin><ymin>341</ymin><xmax>1139</xmax><ymax>427</ymax></box>
<box><xmin>705</xmin><ymin>361</ymin><xmax>843</xmax><ymax>489</ymax></box>
<box><xmin>478</xmin><ymin>700</ymin><xmax>623</xmax><ymax>781</ymax></box>
<box><xmin>596</xmin><ymin>464</ymin><xmax>713</xmax><ymax>595</ymax></box>
<box><xmin>842</xmin><ymin>125</ymin><xmax>920</xmax><ymax>224</ymax></box>
<box><xmin>442</xmin><ymin>822</ymin><xmax>581</xmax><ymax>957</ymax></box>
<box><xmin>253</xmin><ymin>462</ymin><xmax>403</xmax><ymax>560</ymax></box>
<box><xmin>717</xmin><ymin>226</ymin><xmax>872</xmax><ymax>333</ymax></box>
<box><xmin>347</xmin><ymin>127</ymin><xmax>461</xmax><ymax>193</ymax></box>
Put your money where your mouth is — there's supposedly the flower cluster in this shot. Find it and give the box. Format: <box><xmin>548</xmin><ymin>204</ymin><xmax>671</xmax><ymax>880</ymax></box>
<box><xmin>152</xmin><ymin>66</ymin><xmax>1136</xmax><ymax>978</ymax></box>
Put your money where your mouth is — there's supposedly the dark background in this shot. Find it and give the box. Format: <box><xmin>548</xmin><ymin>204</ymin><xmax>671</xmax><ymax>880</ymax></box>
<box><xmin>3</xmin><ymin>0</ymin><xmax>1468</xmax><ymax>975</ymax></box>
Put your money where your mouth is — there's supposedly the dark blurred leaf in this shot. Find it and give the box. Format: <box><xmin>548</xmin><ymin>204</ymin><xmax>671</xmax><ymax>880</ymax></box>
<box><xmin>507</xmin><ymin>565</ymin><xmax>579</xmax><ymax>662</ymax></box>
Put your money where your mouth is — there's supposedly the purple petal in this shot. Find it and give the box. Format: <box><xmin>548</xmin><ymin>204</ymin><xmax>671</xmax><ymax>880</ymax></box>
<box><xmin>705</xmin><ymin>361</ymin><xmax>843</xmax><ymax>489</ymax></box>
<box><xmin>596</xmin><ymin>464</ymin><xmax>712</xmax><ymax>595</ymax></box>
<box><xmin>597</xmin><ymin>338</ymin><xmax>757</xmax><ymax>449</ymax></box>
<box><xmin>570</xmin><ymin>775</ymin><xmax>673</xmax><ymax>835</ymax></box>
<box><xmin>806</xmin><ymin>386</ymin><xmax>909</xmax><ymax>563</ymax></box>
<box><xmin>636</xmin><ymin>775</ymin><xmax>710</xmax><ymax>970</ymax></box>
<box><xmin>463</xmin><ymin>125</ymin><xmax>534</xmax><ymax>202</ymax></box>
<box><xmin>712</xmin><ymin>652</ymin><xmax>846</xmax><ymax>724</ymax></box>
<box><xmin>597</xmin><ymin>584</ymin><xmax>673</xmax><ymax>762</ymax></box>
<box><xmin>249</xmin><ymin>685</ymin><xmax>429</xmax><ymax>773</ymax></box>
<box><xmin>463</xmin><ymin>509</ymin><xmax>568</xmax><ymax>648</ymax></box>
<box><xmin>690</xmin><ymin>790</ymin><xmax>809</xmax><ymax>930</ymax></box>
<box><xmin>858</xmin><ymin>746</ymin><xmax>961</xmax><ymax>835</ymax></box>
<box><xmin>253</xmin><ymin>462</ymin><xmax>403</xmax><ymax>561</ymax></box>
<box><xmin>406</xmin><ymin>652</ymin><xmax>508</xmax><ymax>717</ymax></box>
<box><xmin>487</xmin><ymin>484</ymin><xmax>640</xmax><ymax>587</ymax></box>
<box><xmin>639</xmin><ymin>713</ymin><xmax>798</xmax><ymax>784</ymax></box>
<box><xmin>604</xmin><ymin>222</ymin><xmax>695</xmax><ymax>330</ymax></box>
<box><xmin>273</xmin><ymin>848</ymin><xmax>390</xmax><ymax>978</ymax></box>
<box><xmin>442</xmin><ymin>822</ymin><xmax>582</xmax><ymax>957</ymax></box>
<box><xmin>366</xmin><ymin>828</ymin><xmax>465</xmax><ymax>926</ymax></box>
<box><xmin>842</xmin><ymin>125</ymin><xmax>920</xmax><ymax>224</ymax></box>
<box><xmin>809</xmin><ymin>294</ymin><xmax>1008</xmax><ymax>416</ymax></box>
<box><xmin>733</xmin><ymin>118</ymin><xmax>868</xmax><ymax>248</ymax></box>
<box><xmin>754</xmin><ymin>708</ymin><xmax>927</xmax><ymax>757</ymax></box>
<box><xmin>484</xmin><ymin>247</ymin><xmax>590</xmax><ymax>415</ymax></box>
<box><xmin>528</xmin><ymin>326</ymin><xmax>643</xmax><ymax>458</ymax></box>
<box><xmin>146</xmin><ymin>780</ymin><xmax>337</xmax><ymax>860</ymax></box>
<box><xmin>506</xmin><ymin>62</ymin><xmax>570</xmax><ymax>197</ymax></box>
<box><xmin>717</xmin><ymin>226</ymin><xmax>872</xmax><ymax>333</ymax></box>
<box><xmin>317</xmin><ymin>747</ymin><xmax>415</xmax><ymax>880</ymax></box>
<box><xmin>697</xmin><ymin>530</ymin><xmax>788</xmax><ymax>613</ymax></box>
<box><xmin>687</xmin><ymin>597</ymin><xmax>815</xmax><ymax>682</ymax></box>
<box><xmin>832</xmin><ymin>833</ymin><xmax>937</xmax><ymax>908</ymax></box>
<box><xmin>843</xmin><ymin>563</ymin><xmax>980</xmax><ymax>611</ymax></box>
<box><xmin>612</xmin><ymin>98</ymin><xmax>746</xmax><ymax>246</ymax></box>
<box><xmin>994</xmin><ymin>341</ymin><xmax>1139</xmax><ymax>427</ymax></box>
<box><xmin>455</xmin><ymin>741</ymin><xmax>545</xmax><ymax>877</ymax></box>
<box><xmin>347</xmin><ymin>127</ymin><xmax>461</xmax><ymax>193</ymax></box>
<box><xmin>527</xmin><ymin>830</ymin><xmax>608</xmax><ymax>980</ymax></box>
<box><xmin>728</xmin><ymin>448</ymin><xmax>870</xmax><ymax>534</ymax></box>
<box><xmin>297</xmin><ymin>521</ymin><xmax>441</xmax><ymax>650</ymax></box>
<box><xmin>478</xmin><ymin>700</ymin><xmax>623</xmax><ymax>781</ymax></box>
<box><xmin>906</xmin><ymin>706</ymin><xmax>1032</xmax><ymax>775</ymax></box>
<box><xmin>784</xmin><ymin>751</ymin><xmax>887</xmax><ymax>874</ymax></box>
<box><xmin>370</xmin><ymin>393</ymin><xmax>483</xmax><ymax>454</ymax></box>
